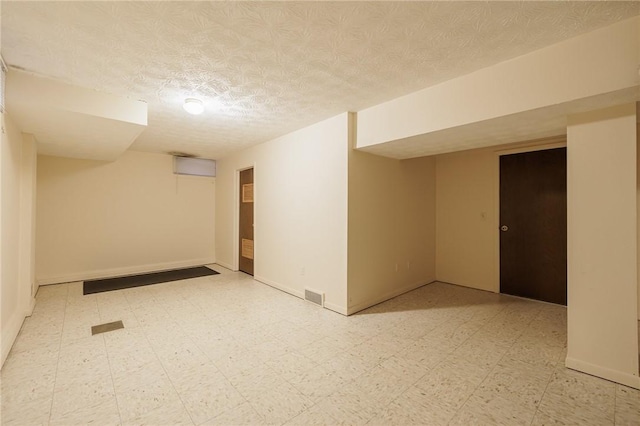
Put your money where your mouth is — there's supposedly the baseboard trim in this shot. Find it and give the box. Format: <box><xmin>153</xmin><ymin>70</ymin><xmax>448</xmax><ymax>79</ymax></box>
<box><xmin>1</xmin><ymin>309</ymin><xmax>27</xmax><ymax>369</ymax></box>
<box><xmin>566</xmin><ymin>356</ymin><xmax>640</xmax><ymax>390</ymax></box>
<box><xmin>253</xmin><ymin>275</ymin><xmax>348</xmax><ymax>316</ymax></box>
<box><xmin>435</xmin><ymin>279</ymin><xmax>498</xmax><ymax>294</ymax></box>
<box><xmin>215</xmin><ymin>261</ymin><xmax>236</xmax><ymax>272</ymax></box>
<box><xmin>36</xmin><ymin>258</ymin><xmax>216</xmax><ymax>285</ymax></box>
<box><xmin>347</xmin><ymin>279</ymin><xmax>435</xmax><ymax>316</ymax></box>
<box><xmin>324</xmin><ymin>302</ymin><xmax>348</xmax><ymax>316</ymax></box>
<box><xmin>25</xmin><ymin>297</ymin><xmax>36</xmax><ymax>317</ymax></box>
<box><xmin>253</xmin><ymin>275</ymin><xmax>304</xmax><ymax>299</ymax></box>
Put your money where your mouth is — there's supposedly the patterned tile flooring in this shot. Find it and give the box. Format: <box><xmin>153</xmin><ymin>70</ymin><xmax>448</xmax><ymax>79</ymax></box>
<box><xmin>1</xmin><ymin>266</ymin><xmax>639</xmax><ymax>425</ymax></box>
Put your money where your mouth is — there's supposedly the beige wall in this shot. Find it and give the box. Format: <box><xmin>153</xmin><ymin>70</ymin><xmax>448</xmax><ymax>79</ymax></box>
<box><xmin>36</xmin><ymin>151</ymin><xmax>215</xmax><ymax>284</ymax></box>
<box><xmin>1</xmin><ymin>112</ymin><xmax>37</xmax><ymax>367</ymax></box>
<box><xmin>347</xmin><ymin>148</ymin><xmax>436</xmax><ymax>314</ymax></box>
<box><xmin>18</xmin><ymin>134</ymin><xmax>37</xmax><ymax>311</ymax></box>
<box><xmin>435</xmin><ymin>138</ymin><xmax>565</xmax><ymax>292</ymax></box>
<box><xmin>215</xmin><ymin>113</ymin><xmax>349</xmax><ymax>314</ymax></box>
<box><xmin>566</xmin><ymin>104</ymin><xmax>639</xmax><ymax>389</ymax></box>
<box><xmin>435</xmin><ymin>147</ymin><xmax>498</xmax><ymax>292</ymax></box>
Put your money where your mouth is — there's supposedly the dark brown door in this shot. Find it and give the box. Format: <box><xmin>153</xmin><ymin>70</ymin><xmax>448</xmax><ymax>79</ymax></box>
<box><xmin>239</xmin><ymin>168</ymin><xmax>254</xmax><ymax>275</ymax></box>
<box><xmin>500</xmin><ymin>148</ymin><xmax>567</xmax><ymax>305</ymax></box>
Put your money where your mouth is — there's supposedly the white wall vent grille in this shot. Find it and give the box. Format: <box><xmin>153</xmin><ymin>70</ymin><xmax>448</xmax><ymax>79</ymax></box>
<box><xmin>173</xmin><ymin>156</ymin><xmax>216</xmax><ymax>177</ymax></box>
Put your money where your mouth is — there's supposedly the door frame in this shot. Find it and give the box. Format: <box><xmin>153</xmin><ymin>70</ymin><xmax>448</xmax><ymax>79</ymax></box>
<box><xmin>233</xmin><ymin>164</ymin><xmax>256</xmax><ymax>272</ymax></box>
<box><xmin>492</xmin><ymin>138</ymin><xmax>566</xmax><ymax>294</ymax></box>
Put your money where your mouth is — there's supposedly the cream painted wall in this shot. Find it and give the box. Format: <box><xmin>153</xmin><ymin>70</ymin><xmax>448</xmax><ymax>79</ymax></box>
<box><xmin>1</xmin><ymin>112</ymin><xmax>37</xmax><ymax>367</ymax></box>
<box><xmin>567</xmin><ymin>104</ymin><xmax>639</xmax><ymax>389</ymax></box>
<box><xmin>36</xmin><ymin>151</ymin><xmax>215</xmax><ymax>284</ymax></box>
<box><xmin>215</xmin><ymin>113</ymin><xmax>349</xmax><ymax>314</ymax></box>
<box><xmin>18</xmin><ymin>134</ymin><xmax>37</xmax><ymax>310</ymax></box>
<box><xmin>435</xmin><ymin>138</ymin><xmax>566</xmax><ymax>293</ymax></box>
<box><xmin>347</xmin><ymin>148</ymin><xmax>436</xmax><ymax>314</ymax></box>
<box><xmin>435</xmin><ymin>148</ymin><xmax>497</xmax><ymax>292</ymax></box>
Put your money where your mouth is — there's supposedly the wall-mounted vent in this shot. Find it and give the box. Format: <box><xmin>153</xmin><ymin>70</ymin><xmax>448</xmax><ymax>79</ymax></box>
<box><xmin>173</xmin><ymin>156</ymin><xmax>216</xmax><ymax>177</ymax></box>
<box><xmin>305</xmin><ymin>289</ymin><xmax>325</xmax><ymax>307</ymax></box>
<box><xmin>168</xmin><ymin>151</ymin><xmax>195</xmax><ymax>158</ymax></box>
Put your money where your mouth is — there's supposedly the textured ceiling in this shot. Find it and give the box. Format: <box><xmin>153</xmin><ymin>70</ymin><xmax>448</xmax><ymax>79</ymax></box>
<box><xmin>2</xmin><ymin>1</ymin><xmax>639</xmax><ymax>160</ymax></box>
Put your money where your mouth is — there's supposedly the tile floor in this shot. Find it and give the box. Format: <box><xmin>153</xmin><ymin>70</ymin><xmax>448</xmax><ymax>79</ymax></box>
<box><xmin>1</xmin><ymin>266</ymin><xmax>639</xmax><ymax>425</ymax></box>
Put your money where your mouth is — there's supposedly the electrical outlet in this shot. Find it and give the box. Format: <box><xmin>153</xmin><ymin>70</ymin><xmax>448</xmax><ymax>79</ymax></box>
<box><xmin>300</xmin><ymin>266</ymin><xmax>305</xmax><ymax>276</ymax></box>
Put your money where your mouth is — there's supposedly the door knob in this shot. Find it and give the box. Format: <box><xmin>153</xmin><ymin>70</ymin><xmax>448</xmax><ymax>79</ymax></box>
<box><xmin>501</xmin><ymin>225</ymin><xmax>509</xmax><ymax>231</ymax></box>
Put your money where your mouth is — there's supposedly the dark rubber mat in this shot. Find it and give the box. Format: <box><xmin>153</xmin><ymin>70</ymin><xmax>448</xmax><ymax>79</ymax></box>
<box><xmin>83</xmin><ymin>266</ymin><xmax>219</xmax><ymax>295</ymax></box>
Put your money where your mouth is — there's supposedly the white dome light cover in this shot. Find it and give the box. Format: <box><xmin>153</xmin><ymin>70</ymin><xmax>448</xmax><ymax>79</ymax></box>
<box><xmin>183</xmin><ymin>98</ymin><xmax>204</xmax><ymax>115</ymax></box>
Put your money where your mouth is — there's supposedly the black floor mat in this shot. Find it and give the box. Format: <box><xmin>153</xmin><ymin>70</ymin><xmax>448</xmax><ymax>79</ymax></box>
<box><xmin>83</xmin><ymin>266</ymin><xmax>219</xmax><ymax>295</ymax></box>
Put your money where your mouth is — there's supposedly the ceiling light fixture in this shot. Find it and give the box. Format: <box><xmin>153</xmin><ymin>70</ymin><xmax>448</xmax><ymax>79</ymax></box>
<box><xmin>183</xmin><ymin>98</ymin><xmax>204</xmax><ymax>115</ymax></box>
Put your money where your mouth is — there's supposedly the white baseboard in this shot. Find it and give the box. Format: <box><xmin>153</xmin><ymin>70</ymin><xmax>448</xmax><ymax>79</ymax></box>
<box><xmin>566</xmin><ymin>356</ymin><xmax>640</xmax><ymax>390</ymax></box>
<box><xmin>1</xmin><ymin>308</ymin><xmax>28</xmax><ymax>369</ymax></box>
<box><xmin>25</xmin><ymin>297</ymin><xmax>36</xmax><ymax>317</ymax></box>
<box><xmin>252</xmin><ymin>275</ymin><xmax>348</xmax><ymax>315</ymax></box>
<box><xmin>215</xmin><ymin>261</ymin><xmax>236</xmax><ymax>271</ymax></box>
<box><xmin>36</xmin><ymin>257</ymin><xmax>216</xmax><ymax>285</ymax></box>
<box><xmin>347</xmin><ymin>279</ymin><xmax>435</xmax><ymax>316</ymax></box>
<box><xmin>324</xmin><ymin>302</ymin><xmax>348</xmax><ymax>316</ymax></box>
<box><xmin>254</xmin><ymin>275</ymin><xmax>304</xmax><ymax>299</ymax></box>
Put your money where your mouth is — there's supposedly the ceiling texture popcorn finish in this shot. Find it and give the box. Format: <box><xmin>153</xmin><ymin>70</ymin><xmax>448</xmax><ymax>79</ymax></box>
<box><xmin>2</xmin><ymin>1</ymin><xmax>639</xmax><ymax>160</ymax></box>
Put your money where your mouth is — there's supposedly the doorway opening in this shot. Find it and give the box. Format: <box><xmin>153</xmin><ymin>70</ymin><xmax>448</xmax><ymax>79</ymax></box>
<box><xmin>499</xmin><ymin>147</ymin><xmax>567</xmax><ymax>305</ymax></box>
<box><xmin>238</xmin><ymin>168</ymin><xmax>254</xmax><ymax>275</ymax></box>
